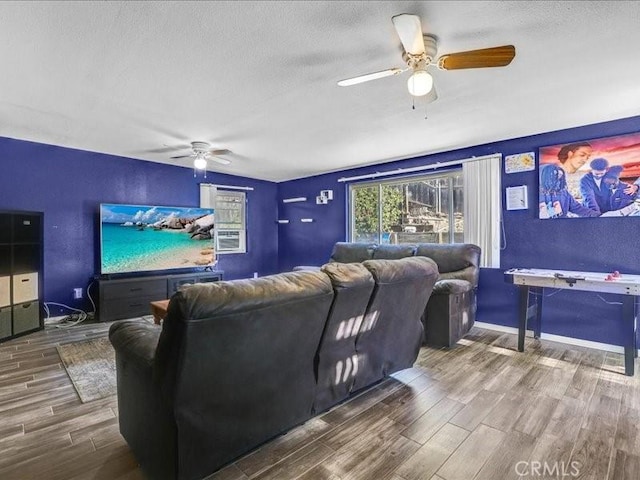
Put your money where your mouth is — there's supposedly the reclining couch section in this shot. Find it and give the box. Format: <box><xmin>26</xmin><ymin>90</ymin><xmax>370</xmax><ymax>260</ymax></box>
<box><xmin>109</xmin><ymin>257</ymin><xmax>438</xmax><ymax>480</ymax></box>
<box><xmin>328</xmin><ymin>241</ymin><xmax>481</xmax><ymax>347</ymax></box>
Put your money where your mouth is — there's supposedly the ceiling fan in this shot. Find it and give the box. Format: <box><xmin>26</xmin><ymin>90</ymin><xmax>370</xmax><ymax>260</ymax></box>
<box><xmin>338</xmin><ymin>13</ymin><xmax>516</xmax><ymax>101</ymax></box>
<box><xmin>170</xmin><ymin>141</ymin><xmax>232</xmax><ymax>170</ymax></box>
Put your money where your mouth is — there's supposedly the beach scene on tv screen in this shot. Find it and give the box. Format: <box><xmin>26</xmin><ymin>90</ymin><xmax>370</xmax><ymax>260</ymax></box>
<box><xmin>100</xmin><ymin>204</ymin><xmax>215</xmax><ymax>274</ymax></box>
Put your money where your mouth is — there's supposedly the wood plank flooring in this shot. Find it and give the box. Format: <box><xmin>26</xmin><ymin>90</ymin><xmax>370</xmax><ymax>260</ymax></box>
<box><xmin>1</xmin><ymin>321</ymin><xmax>639</xmax><ymax>480</ymax></box>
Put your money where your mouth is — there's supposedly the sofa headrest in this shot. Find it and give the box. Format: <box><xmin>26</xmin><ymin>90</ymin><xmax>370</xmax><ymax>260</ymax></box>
<box><xmin>372</xmin><ymin>244</ymin><xmax>417</xmax><ymax>260</ymax></box>
<box><xmin>170</xmin><ymin>270</ymin><xmax>333</xmax><ymax>320</ymax></box>
<box><xmin>330</xmin><ymin>242</ymin><xmax>376</xmax><ymax>263</ymax></box>
<box><xmin>321</xmin><ymin>262</ymin><xmax>374</xmax><ymax>289</ymax></box>
<box><xmin>415</xmin><ymin>243</ymin><xmax>481</xmax><ymax>273</ymax></box>
<box><xmin>362</xmin><ymin>256</ymin><xmax>438</xmax><ymax>284</ymax></box>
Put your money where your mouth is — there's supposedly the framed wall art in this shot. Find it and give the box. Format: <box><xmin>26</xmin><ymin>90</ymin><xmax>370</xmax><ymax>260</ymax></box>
<box><xmin>538</xmin><ymin>132</ymin><xmax>640</xmax><ymax>219</ymax></box>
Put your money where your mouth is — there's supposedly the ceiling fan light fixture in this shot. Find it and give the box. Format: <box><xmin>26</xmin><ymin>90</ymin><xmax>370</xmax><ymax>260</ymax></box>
<box><xmin>193</xmin><ymin>156</ymin><xmax>207</xmax><ymax>170</ymax></box>
<box><xmin>407</xmin><ymin>69</ymin><xmax>433</xmax><ymax>96</ymax></box>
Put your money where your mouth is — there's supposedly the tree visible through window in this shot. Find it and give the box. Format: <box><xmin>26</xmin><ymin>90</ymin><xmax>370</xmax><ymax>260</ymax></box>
<box><xmin>350</xmin><ymin>171</ymin><xmax>463</xmax><ymax>244</ymax></box>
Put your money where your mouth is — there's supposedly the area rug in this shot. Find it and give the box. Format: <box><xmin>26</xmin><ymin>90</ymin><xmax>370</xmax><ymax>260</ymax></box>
<box><xmin>57</xmin><ymin>337</ymin><xmax>117</xmax><ymax>403</ymax></box>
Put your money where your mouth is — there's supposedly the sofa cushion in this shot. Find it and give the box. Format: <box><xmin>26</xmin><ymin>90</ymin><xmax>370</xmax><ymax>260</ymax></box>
<box><xmin>330</xmin><ymin>242</ymin><xmax>375</xmax><ymax>263</ymax></box>
<box><xmin>371</xmin><ymin>243</ymin><xmax>417</xmax><ymax>260</ymax></box>
<box><xmin>353</xmin><ymin>256</ymin><xmax>439</xmax><ymax>389</ymax></box>
<box><xmin>321</xmin><ymin>262</ymin><xmax>374</xmax><ymax>290</ymax></box>
<box><xmin>314</xmin><ymin>262</ymin><xmax>375</xmax><ymax>413</ymax></box>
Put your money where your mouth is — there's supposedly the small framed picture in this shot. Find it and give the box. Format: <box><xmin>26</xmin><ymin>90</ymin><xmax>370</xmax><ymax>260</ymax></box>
<box><xmin>505</xmin><ymin>185</ymin><xmax>528</xmax><ymax>210</ymax></box>
<box><xmin>505</xmin><ymin>152</ymin><xmax>535</xmax><ymax>174</ymax></box>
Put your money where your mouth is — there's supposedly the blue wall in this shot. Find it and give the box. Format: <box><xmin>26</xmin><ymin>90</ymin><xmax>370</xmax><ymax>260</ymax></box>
<box><xmin>0</xmin><ymin>137</ymin><xmax>279</xmax><ymax>315</ymax></box>
<box><xmin>278</xmin><ymin>115</ymin><xmax>640</xmax><ymax>348</ymax></box>
<box><xmin>3</xmin><ymin>114</ymin><xmax>639</xmax><ymax>346</ymax></box>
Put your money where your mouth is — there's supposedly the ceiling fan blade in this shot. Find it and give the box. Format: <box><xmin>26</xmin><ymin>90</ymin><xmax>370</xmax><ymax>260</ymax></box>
<box><xmin>209</xmin><ymin>149</ymin><xmax>231</xmax><ymax>156</ymax></box>
<box><xmin>169</xmin><ymin>154</ymin><xmax>194</xmax><ymax>160</ymax></box>
<box><xmin>338</xmin><ymin>68</ymin><xmax>404</xmax><ymax>86</ymax></box>
<box><xmin>208</xmin><ymin>149</ymin><xmax>232</xmax><ymax>165</ymax></box>
<box><xmin>438</xmin><ymin>45</ymin><xmax>515</xmax><ymax>70</ymax></box>
<box><xmin>392</xmin><ymin>14</ymin><xmax>425</xmax><ymax>56</ymax></box>
<box><xmin>210</xmin><ymin>157</ymin><xmax>231</xmax><ymax>165</ymax></box>
<box><xmin>143</xmin><ymin>144</ymin><xmax>190</xmax><ymax>154</ymax></box>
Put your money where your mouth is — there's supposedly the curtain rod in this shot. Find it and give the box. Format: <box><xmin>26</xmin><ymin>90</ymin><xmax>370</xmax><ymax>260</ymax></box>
<box><xmin>200</xmin><ymin>183</ymin><xmax>254</xmax><ymax>191</ymax></box>
<box><xmin>337</xmin><ymin>153</ymin><xmax>502</xmax><ymax>183</ymax></box>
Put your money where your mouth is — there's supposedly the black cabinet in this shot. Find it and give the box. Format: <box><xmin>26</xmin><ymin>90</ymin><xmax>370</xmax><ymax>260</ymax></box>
<box><xmin>98</xmin><ymin>270</ymin><xmax>223</xmax><ymax>322</ymax></box>
<box><xmin>166</xmin><ymin>271</ymin><xmax>223</xmax><ymax>296</ymax></box>
<box><xmin>0</xmin><ymin>210</ymin><xmax>44</xmax><ymax>342</ymax></box>
<box><xmin>98</xmin><ymin>277</ymin><xmax>167</xmax><ymax>322</ymax></box>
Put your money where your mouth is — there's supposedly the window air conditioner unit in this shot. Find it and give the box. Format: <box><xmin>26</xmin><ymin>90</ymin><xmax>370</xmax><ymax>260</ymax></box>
<box><xmin>216</xmin><ymin>230</ymin><xmax>245</xmax><ymax>253</ymax></box>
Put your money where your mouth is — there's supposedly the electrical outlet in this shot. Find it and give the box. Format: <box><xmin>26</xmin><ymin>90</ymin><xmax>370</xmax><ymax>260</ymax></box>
<box><xmin>73</xmin><ymin>287</ymin><xmax>83</xmax><ymax>299</ymax></box>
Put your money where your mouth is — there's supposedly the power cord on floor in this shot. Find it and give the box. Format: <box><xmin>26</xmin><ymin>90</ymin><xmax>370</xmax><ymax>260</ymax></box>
<box><xmin>44</xmin><ymin>302</ymin><xmax>88</xmax><ymax>327</ymax></box>
<box><xmin>44</xmin><ymin>281</ymin><xmax>97</xmax><ymax>328</ymax></box>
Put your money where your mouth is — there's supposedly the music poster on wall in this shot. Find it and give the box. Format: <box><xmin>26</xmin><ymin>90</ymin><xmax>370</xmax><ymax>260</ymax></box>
<box><xmin>538</xmin><ymin>132</ymin><xmax>640</xmax><ymax>219</ymax></box>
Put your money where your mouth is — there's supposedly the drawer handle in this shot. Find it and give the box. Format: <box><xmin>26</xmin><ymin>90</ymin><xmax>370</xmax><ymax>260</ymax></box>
<box><xmin>129</xmin><ymin>303</ymin><xmax>143</xmax><ymax>307</ymax></box>
<box><xmin>129</xmin><ymin>288</ymin><xmax>143</xmax><ymax>292</ymax></box>
<box><xmin>21</xmin><ymin>279</ymin><xmax>30</xmax><ymax>283</ymax></box>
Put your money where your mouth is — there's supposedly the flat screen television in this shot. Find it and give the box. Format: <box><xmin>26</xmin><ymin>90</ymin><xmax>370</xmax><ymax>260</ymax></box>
<box><xmin>100</xmin><ymin>203</ymin><xmax>215</xmax><ymax>275</ymax></box>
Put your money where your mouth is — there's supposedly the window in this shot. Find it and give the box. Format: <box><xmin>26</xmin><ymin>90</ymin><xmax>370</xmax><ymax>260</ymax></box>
<box><xmin>200</xmin><ymin>185</ymin><xmax>247</xmax><ymax>254</ymax></box>
<box><xmin>214</xmin><ymin>191</ymin><xmax>246</xmax><ymax>253</ymax></box>
<box><xmin>349</xmin><ymin>170</ymin><xmax>463</xmax><ymax>244</ymax></box>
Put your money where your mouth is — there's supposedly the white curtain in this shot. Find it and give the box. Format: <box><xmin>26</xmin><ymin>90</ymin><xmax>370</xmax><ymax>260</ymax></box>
<box><xmin>463</xmin><ymin>155</ymin><xmax>502</xmax><ymax>268</ymax></box>
<box><xmin>199</xmin><ymin>183</ymin><xmax>217</xmax><ymax>208</ymax></box>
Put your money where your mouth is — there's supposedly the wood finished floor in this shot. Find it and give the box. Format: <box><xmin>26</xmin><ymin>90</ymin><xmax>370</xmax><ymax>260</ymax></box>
<box><xmin>1</xmin><ymin>322</ymin><xmax>639</xmax><ymax>480</ymax></box>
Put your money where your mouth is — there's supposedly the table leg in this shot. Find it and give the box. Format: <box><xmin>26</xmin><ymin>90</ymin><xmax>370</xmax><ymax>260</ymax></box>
<box><xmin>622</xmin><ymin>296</ymin><xmax>635</xmax><ymax>376</ymax></box>
<box><xmin>533</xmin><ymin>286</ymin><xmax>543</xmax><ymax>339</ymax></box>
<box><xmin>635</xmin><ymin>298</ymin><xmax>638</xmax><ymax>359</ymax></box>
<box><xmin>518</xmin><ymin>286</ymin><xmax>530</xmax><ymax>352</ymax></box>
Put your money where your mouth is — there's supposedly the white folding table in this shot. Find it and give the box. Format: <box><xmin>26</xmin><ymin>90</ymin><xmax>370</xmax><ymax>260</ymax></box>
<box><xmin>504</xmin><ymin>268</ymin><xmax>639</xmax><ymax>376</ymax></box>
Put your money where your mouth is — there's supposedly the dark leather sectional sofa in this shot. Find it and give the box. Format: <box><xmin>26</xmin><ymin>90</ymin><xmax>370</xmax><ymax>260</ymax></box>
<box><xmin>305</xmin><ymin>242</ymin><xmax>482</xmax><ymax>348</ymax></box>
<box><xmin>109</xmin><ymin>256</ymin><xmax>438</xmax><ymax>480</ymax></box>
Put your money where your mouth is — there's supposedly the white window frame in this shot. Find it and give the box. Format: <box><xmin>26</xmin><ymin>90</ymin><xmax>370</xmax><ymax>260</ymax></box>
<box><xmin>200</xmin><ymin>185</ymin><xmax>247</xmax><ymax>254</ymax></box>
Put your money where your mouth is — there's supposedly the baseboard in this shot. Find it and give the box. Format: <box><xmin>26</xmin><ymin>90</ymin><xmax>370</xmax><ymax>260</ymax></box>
<box><xmin>474</xmin><ymin>321</ymin><xmax>639</xmax><ymax>355</ymax></box>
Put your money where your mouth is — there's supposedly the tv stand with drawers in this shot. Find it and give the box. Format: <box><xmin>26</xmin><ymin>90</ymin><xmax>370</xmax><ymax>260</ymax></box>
<box><xmin>98</xmin><ymin>270</ymin><xmax>223</xmax><ymax>322</ymax></box>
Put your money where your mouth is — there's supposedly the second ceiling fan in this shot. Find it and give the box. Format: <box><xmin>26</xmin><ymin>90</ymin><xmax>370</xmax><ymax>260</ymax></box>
<box><xmin>170</xmin><ymin>141</ymin><xmax>232</xmax><ymax>170</ymax></box>
<box><xmin>338</xmin><ymin>13</ymin><xmax>516</xmax><ymax>101</ymax></box>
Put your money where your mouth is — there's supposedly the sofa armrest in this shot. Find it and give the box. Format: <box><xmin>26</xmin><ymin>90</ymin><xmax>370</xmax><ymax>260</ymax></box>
<box><xmin>432</xmin><ymin>279</ymin><xmax>472</xmax><ymax>295</ymax></box>
<box><xmin>438</xmin><ymin>265</ymin><xmax>479</xmax><ymax>287</ymax></box>
<box><xmin>109</xmin><ymin>320</ymin><xmax>161</xmax><ymax>371</ymax></box>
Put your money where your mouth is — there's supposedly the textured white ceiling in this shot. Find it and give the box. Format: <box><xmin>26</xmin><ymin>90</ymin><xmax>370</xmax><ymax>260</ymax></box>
<box><xmin>1</xmin><ymin>1</ymin><xmax>640</xmax><ymax>182</ymax></box>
